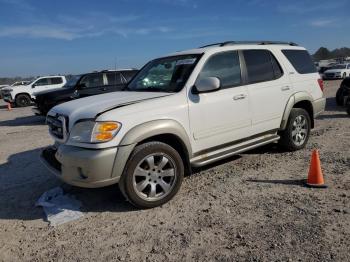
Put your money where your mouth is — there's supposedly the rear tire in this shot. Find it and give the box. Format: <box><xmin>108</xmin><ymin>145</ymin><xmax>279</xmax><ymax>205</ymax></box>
<box><xmin>119</xmin><ymin>141</ymin><xmax>184</xmax><ymax>209</ymax></box>
<box><xmin>279</xmin><ymin>108</ymin><xmax>311</xmax><ymax>151</ymax></box>
<box><xmin>336</xmin><ymin>87</ymin><xmax>344</xmax><ymax>106</ymax></box>
<box><xmin>15</xmin><ymin>94</ymin><xmax>31</xmax><ymax>107</ymax></box>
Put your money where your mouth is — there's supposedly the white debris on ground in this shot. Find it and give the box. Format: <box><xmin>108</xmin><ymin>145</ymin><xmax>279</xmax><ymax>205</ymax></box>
<box><xmin>35</xmin><ymin>187</ymin><xmax>83</xmax><ymax>227</ymax></box>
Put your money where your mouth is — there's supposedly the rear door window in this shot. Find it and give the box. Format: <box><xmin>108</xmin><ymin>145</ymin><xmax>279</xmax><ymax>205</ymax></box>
<box><xmin>243</xmin><ymin>50</ymin><xmax>280</xmax><ymax>84</ymax></box>
<box><xmin>121</xmin><ymin>70</ymin><xmax>138</xmax><ymax>83</ymax></box>
<box><xmin>80</xmin><ymin>74</ymin><xmax>104</xmax><ymax>88</ymax></box>
<box><xmin>50</xmin><ymin>77</ymin><xmax>63</xmax><ymax>85</ymax></box>
<box><xmin>198</xmin><ymin>51</ymin><xmax>241</xmax><ymax>89</ymax></box>
<box><xmin>282</xmin><ymin>50</ymin><xmax>317</xmax><ymax>74</ymax></box>
<box><xmin>106</xmin><ymin>72</ymin><xmax>123</xmax><ymax>85</ymax></box>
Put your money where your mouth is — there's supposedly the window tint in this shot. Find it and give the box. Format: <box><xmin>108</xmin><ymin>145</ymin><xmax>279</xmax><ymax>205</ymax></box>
<box><xmin>198</xmin><ymin>51</ymin><xmax>241</xmax><ymax>88</ymax></box>
<box><xmin>80</xmin><ymin>74</ymin><xmax>104</xmax><ymax>88</ymax></box>
<box><xmin>347</xmin><ymin>64</ymin><xmax>350</xmax><ymax>69</ymax></box>
<box><xmin>122</xmin><ymin>70</ymin><xmax>137</xmax><ymax>82</ymax></box>
<box><xmin>243</xmin><ymin>50</ymin><xmax>276</xmax><ymax>83</ymax></box>
<box><xmin>34</xmin><ymin>78</ymin><xmax>49</xmax><ymax>86</ymax></box>
<box><xmin>271</xmin><ymin>55</ymin><xmax>283</xmax><ymax>79</ymax></box>
<box><xmin>282</xmin><ymin>50</ymin><xmax>317</xmax><ymax>74</ymax></box>
<box><xmin>50</xmin><ymin>77</ymin><xmax>63</xmax><ymax>85</ymax></box>
<box><xmin>106</xmin><ymin>72</ymin><xmax>123</xmax><ymax>85</ymax></box>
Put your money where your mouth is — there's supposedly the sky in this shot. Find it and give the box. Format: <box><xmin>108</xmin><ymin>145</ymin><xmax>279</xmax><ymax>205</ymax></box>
<box><xmin>0</xmin><ymin>0</ymin><xmax>349</xmax><ymax>77</ymax></box>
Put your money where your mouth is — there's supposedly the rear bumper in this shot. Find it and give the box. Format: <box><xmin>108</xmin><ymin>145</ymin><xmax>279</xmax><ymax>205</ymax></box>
<box><xmin>41</xmin><ymin>145</ymin><xmax>120</xmax><ymax>188</ymax></box>
<box><xmin>313</xmin><ymin>98</ymin><xmax>326</xmax><ymax>117</ymax></box>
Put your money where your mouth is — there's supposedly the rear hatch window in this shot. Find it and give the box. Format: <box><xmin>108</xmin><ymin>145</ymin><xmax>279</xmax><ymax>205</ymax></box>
<box><xmin>282</xmin><ymin>50</ymin><xmax>317</xmax><ymax>74</ymax></box>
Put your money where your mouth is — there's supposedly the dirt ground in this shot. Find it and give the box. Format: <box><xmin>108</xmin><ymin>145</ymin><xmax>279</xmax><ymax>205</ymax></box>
<box><xmin>0</xmin><ymin>80</ymin><xmax>349</xmax><ymax>262</ymax></box>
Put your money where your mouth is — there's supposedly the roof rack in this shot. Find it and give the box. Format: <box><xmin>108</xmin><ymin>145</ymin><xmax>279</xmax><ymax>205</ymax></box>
<box><xmin>200</xmin><ymin>41</ymin><xmax>298</xmax><ymax>48</ymax></box>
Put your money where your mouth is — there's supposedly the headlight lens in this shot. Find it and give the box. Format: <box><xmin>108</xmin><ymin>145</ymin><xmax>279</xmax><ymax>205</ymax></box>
<box><xmin>69</xmin><ymin>120</ymin><xmax>121</xmax><ymax>143</ymax></box>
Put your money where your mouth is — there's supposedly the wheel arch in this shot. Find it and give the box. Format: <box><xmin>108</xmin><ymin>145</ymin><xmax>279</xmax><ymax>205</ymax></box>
<box><xmin>15</xmin><ymin>92</ymin><xmax>31</xmax><ymax>100</ymax></box>
<box><xmin>118</xmin><ymin>120</ymin><xmax>193</xmax><ymax>175</ymax></box>
<box><xmin>280</xmin><ymin>92</ymin><xmax>315</xmax><ymax>130</ymax></box>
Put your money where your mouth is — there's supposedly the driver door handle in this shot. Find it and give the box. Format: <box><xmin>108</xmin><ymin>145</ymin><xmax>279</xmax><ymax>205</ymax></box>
<box><xmin>233</xmin><ymin>94</ymin><xmax>247</xmax><ymax>100</ymax></box>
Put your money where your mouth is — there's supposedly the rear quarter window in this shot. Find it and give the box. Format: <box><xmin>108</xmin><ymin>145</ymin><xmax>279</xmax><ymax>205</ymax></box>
<box><xmin>282</xmin><ymin>50</ymin><xmax>317</xmax><ymax>74</ymax></box>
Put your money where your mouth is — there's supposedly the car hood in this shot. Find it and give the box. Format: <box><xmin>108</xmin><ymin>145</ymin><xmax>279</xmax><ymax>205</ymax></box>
<box><xmin>48</xmin><ymin>91</ymin><xmax>172</xmax><ymax>127</ymax></box>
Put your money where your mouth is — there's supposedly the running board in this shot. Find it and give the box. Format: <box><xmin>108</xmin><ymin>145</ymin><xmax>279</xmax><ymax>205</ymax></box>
<box><xmin>190</xmin><ymin>134</ymin><xmax>280</xmax><ymax>167</ymax></box>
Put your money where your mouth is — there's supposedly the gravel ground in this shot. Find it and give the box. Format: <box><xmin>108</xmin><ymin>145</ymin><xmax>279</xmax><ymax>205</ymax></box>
<box><xmin>0</xmin><ymin>80</ymin><xmax>349</xmax><ymax>262</ymax></box>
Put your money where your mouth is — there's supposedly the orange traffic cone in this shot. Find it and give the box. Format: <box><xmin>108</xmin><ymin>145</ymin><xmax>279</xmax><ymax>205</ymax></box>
<box><xmin>305</xmin><ymin>150</ymin><xmax>327</xmax><ymax>188</ymax></box>
<box><xmin>7</xmin><ymin>103</ymin><xmax>12</xmax><ymax>111</ymax></box>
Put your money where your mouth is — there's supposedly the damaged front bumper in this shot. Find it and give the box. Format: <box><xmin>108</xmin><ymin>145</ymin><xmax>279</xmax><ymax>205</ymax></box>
<box><xmin>40</xmin><ymin>145</ymin><xmax>120</xmax><ymax>188</ymax></box>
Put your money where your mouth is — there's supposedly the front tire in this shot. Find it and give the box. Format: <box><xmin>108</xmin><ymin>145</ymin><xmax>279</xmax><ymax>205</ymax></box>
<box><xmin>279</xmin><ymin>108</ymin><xmax>311</xmax><ymax>151</ymax></box>
<box><xmin>15</xmin><ymin>94</ymin><xmax>31</xmax><ymax>107</ymax></box>
<box><xmin>119</xmin><ymin>141</ymin><xmax>184</xmax><ymax>209</ymax></box>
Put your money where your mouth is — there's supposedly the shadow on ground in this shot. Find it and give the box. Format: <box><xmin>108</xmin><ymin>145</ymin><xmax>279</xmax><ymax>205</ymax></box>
<box><xmin>246</xmin><ymin>179</ymin><xmax>306</xmax><ymax>187</ymax></box>
<box><xmin>0</xmin><ymin>148</ymin><xmax>136</xmax><ymax>222</ymax></box>
<box><xmin>0</xmin><ymin>115</ymin><xmax>46</xmax><ymax>126</ymax></box>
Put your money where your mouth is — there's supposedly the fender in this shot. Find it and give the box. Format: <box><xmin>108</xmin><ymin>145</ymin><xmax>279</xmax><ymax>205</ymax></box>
<box><xmin>280</xmin><ymin>92</ymin><xmax>313</xmax><ymax>130</ymax></box>
<box><xmin>110</xmin><ymin>119</ymin><xmax>193</xmax><ymax>179</ymax></box>
<box><xmin>119</xmin><ymin>119</ymin><xmax>193</xmax><ymax>156</ymax></box>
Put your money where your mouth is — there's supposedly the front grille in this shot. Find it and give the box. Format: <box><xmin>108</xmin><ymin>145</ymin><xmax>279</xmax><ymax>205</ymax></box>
<box><xmin>47</xmin><ymin>115</ymin><xmax>68</xmax><ymax>141</ymax></box>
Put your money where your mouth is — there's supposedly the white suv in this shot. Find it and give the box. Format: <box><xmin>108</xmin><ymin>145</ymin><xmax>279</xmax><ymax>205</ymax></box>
<box><xmin>41</xmin><ymin>41</ymin><xmax>325</xmax><ymax>208</ymax></box>
<box><xmin>2</xmin><ymin>76</ymin><xmax>66</xmax><ymax>107</ymax></box>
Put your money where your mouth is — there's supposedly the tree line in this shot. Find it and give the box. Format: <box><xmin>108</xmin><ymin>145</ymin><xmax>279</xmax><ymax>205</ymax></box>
<box><xmin>313</xmin><ymin>47</ymin><xmax>350</xmax><ymax>61</ymax></box>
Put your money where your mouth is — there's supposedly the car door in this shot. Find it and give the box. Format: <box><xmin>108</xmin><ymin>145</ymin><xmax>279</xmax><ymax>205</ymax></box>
<box><xmin>77</xmin><ymin>73</ymin><xmax>105</xmax><ymax>97</ymax></box>
<box><xmin>188</xmin><ymin>50</ymin><xmax>252</xmax><ymax>152</ymax></box>
<box><xmin>48</xmin><ymin>77</ymin><xmax>64</xmax><ymax>90</ymax></box>
<box><xmin>242</xmin><ymin>49</ymin><xmax>293</xmax><ymax>135</ymax></box>
<box><xmin>105</xmin><ymin>72</ymin><xmax>125</xmax><ymax>92</ymax></box>
<box><xmin>32</xmin><ymin>77</ymin><xmax>51</xmax><ymax>93</ymax></box>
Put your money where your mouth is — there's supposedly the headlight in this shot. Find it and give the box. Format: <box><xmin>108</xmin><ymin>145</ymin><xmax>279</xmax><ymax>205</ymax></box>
<box><xmin>69</xmin><ymin>120</ymin><xmax>121</xmax><ymax>143</ymax></box>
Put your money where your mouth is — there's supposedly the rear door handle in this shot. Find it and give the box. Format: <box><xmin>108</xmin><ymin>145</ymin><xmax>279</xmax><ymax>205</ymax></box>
<box><xmin>233</xmin><ymin>94</ymin><xmax>247</xmax><ymax>100</ymax></box>
<box><xmin>281</xmin><ymin>86</ymin><xmax>290</xmax><ymax>91</ymax></box>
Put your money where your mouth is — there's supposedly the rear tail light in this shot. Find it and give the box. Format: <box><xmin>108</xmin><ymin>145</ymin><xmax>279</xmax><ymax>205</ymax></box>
<box><xmin>317</xmin><ymin>79</ymin><xmax>324</xmax><ymax>92</ymax></box>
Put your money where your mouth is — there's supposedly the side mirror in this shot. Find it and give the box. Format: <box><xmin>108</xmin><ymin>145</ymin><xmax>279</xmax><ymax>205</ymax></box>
<box><xmin>192</xmin><ymin>77</ymin><xmax>220</xmax><ymax>94</ymax></box>
<box><xmin>31</xmin><ymin>84</ymin><xmax>36</xmax><ymax>88</ymax></box>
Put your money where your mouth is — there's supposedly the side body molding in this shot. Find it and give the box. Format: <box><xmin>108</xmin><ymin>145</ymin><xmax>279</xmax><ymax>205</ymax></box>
<box><xmin>280</xmin><ymin>92</ymin><xmax>313</xmax><ymax>130</ymax></box>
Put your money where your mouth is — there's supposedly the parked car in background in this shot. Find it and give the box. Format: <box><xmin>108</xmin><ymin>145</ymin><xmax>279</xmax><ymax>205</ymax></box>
<box><xmin>336</xmin><ymin>77</ymin><xmax>350</xmax><ymax>106</ymax></box>
<box><xmin>41</xmin><ymin>41</ymin><xmax>325</xmax><ymax>208</ymax></box>
<box><xmin>2</xmin><ymin>76</ymin><xmax>67</xmax><ymax>107</ymax></box>
<box><xmin>32</xmin><ymin>69</ymin><xmax>138</xmax><ymax>115</ymax></box>
<box><xmin>0</xmin><ymin>81</ymin><xmax>31</xmax><ymax>98</ymax></box>
<box><xmin>323</xmin><ymin>63</ymin><xmax>350</xmax><ymax>80</ymax></box>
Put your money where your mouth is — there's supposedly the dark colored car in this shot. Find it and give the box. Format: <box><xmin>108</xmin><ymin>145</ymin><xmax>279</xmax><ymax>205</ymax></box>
<box><xmin>32</xmin><ymin>69</ymin><xmax>138</xmax><ymax>115</ymax></box>
<box><xmin>335</xmin><ymin>77</ymin><xmax>350</xmax><ymax>106</ymax></box>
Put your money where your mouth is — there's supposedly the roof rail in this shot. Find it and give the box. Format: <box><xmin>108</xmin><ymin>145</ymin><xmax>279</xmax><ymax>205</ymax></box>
<box><xmin>200</xmin><ymin>41</ymin><xmax>298</xmax><ymax>48</ymax></box>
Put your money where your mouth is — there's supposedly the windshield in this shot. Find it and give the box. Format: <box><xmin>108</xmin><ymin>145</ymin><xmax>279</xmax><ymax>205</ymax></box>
<box><xmin>331</xmin><ymin>65</ymin><xmax>346</xmax><ymax>69</ymax></box>
<box><xmin>64</xmin><ymin>75</ymin><xmax>81</xmax><ymax>88</ymax></box>
<box><xmin>126</xmin><ymin>54</ymin><xmax>201</xmax><ymax>92</ymax></box>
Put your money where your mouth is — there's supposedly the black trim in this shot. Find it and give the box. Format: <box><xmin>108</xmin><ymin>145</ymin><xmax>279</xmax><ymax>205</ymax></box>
<box><xmin>200</xmin><ymin>41</ymin><xmax>298</xmax><ymax>48</ymax></box>
<box><xmin>193</xmin><ymin>129</ymin><xmax>278</xmax><ymax>157</ymax></box>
